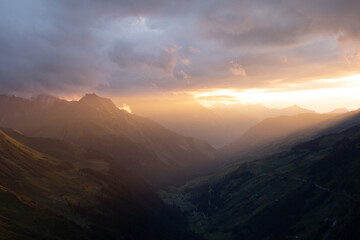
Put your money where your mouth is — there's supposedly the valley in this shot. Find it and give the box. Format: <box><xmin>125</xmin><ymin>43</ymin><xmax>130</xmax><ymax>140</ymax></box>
<box><xmin>1</xmin><ymin>1</ymin><xmax>360</xmax><ymax>239</ymax></box>
<box><xmin>164</xmin><ymin>124</ymin><xmax>360</xmax><ymax>239</ymax></box>
<box><xmin>1</xmin><ymin>93</ymin><xmax>360</xmax><ymax>239</ymax></box>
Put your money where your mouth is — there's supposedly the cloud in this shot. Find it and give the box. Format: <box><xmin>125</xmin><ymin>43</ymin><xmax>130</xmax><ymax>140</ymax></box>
<box><xmin>109</xmin><ymin>40</ymin><xmax>177</xmax><ymax>75</ymax></box>
<box><xmin>176</xmin><ymin>70</ymin><xmax>191</xmax><ymax>80</ymax></box>
<box><xmin>179</xmin><ymin>57</ymin><xmax>191</xmax><ymax>66</ymax></box>
<box><xmin>188</xmin><ymin>47</ymin><xmax>200</xmax><ymax>54</ymax></box>
<box><xmin>197</xmin><ymin>95</ymin><xmax>238</xmax><ymax>102</ymax></box>
<box><xmin>345</xmin><ymin>50</ymin><xmax>360</xmax><ymax>64</ymax></box>
<box><xmin>229</xmin><ymin>61</ymin><xmax>247</xmax><ymax>77</ymax></box>
<box><xmin>200</xmin><ymin>1</ymin><xmax>310</xmax><ymax>47</ymax></box>
<box><xmin>118</xmin><ymin>104</ymin><xmax>132</xmax><ymax>113</ymax></box>
<box><xmin>200</xmin><ymin>0</ymin><xmax>360</xmax><ymax>48</ymax></box>
<box><xmin>0</xmin><ymin>0</ymin><xmax>359</xmax><ymax>96</ymax></box>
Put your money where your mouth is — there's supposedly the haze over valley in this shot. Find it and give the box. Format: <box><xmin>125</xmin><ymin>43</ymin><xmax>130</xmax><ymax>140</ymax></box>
<box><xmin>1</xmin><ymin>1</ymin><xmax>360</xmax><ymax>239</ymax></box>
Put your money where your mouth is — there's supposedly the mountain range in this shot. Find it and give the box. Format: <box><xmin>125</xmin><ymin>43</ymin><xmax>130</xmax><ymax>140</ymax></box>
<box><xmin>0</xmin><ymin>94</ymin><xmax>218</xmax><ymax>186</ymax></box>
<box><xmin>0</xmin><ymin>129</ymin><xmax>200</xmax><ymax>239</ymax></box>
<box><xmin>164</xmin><ymin>113</ymin><xmax>360</xmax><ymax>239</ymax></box>
<box><xmin>220</xmin><ymin>112</ymin><xmax>339</xmax><ymax>160</ymax></box>
<box><xmin>1</xmin><ymin>93</ymin><xmax>360</xmax><ymax>240</ymax></box>
<box><xmin>124</xmin><ymin>96</ymin><xmax>335</xmax><ymax>148</ymax></box>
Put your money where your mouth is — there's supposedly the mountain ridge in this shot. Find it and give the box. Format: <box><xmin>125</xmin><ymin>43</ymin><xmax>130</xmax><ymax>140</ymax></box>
<box><xmin>0</xmin><ymin>129</ymin><xmax>200</xmax><ymax>240</ymax></box>
<box><xmin>165</xmin><ymin>123</ymin><xmax>360</xmax><ymax>239</ymax></box>
<box><xmin>220</xmin><ymin>112</ymin><xmax>339</xmax><ymax>160</ymax></box>
<box><xmin>0</xmin><ymin>94</ymin><xmax>219</xmax><ymax>186</ymax></box>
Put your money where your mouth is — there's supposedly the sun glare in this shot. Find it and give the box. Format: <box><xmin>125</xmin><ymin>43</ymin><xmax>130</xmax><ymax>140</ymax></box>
<box><xmin>194</xmin><ymin>74</ymin><xmax>360</xmax><ymax>112</ymax></box>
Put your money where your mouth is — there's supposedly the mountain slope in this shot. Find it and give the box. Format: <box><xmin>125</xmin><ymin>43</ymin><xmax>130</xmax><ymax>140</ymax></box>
<box><xmin>328</xmin><ymin>107</ymin><xmax>348</xmax><ymax>114</ymax></box>
<box><xmin>221</xmin><ymin>113</ymin><xmax>338</xmax><ymax>160</ymax></box>
<box><xmin>124</xmin><ymin>97</ymin><xmax>256</xmax><ymax>147</ymax></box>
<box><xmin>0</xmin><ymin>185</ymin><xmax>89</xmax><ymax>240</ymax></box>
<box><xmin>314</xmin><ymin>109</ymin><xmax>360</xmax><ymax>137</ymax></box>
<box><xmin>210</xmin><ymin>103</ymin><xmax>314</xmax><ymax>121</ymax></box>
<box><xmin>0</xmin><ymin>129</ymin><xmax>199</xmax><ymax>240</ymax></box>
<box><xmin>1</xmin><ymin>128</ymin><xmax>112</xmax><ymax>171</ymax></box>
<box><xmin>125</xmin><ymin>98</ymin><xmax>315</xmax><ymax>148</ymax></box>
<box><xmin>166</xmin><ymin>125</ymin><xmax>360</xmax><ymax>240</ymax></box>
<box><xmin>0</xmin><ymin>94</ymin><xmax>218</xmax><ymax>186</ymax></box>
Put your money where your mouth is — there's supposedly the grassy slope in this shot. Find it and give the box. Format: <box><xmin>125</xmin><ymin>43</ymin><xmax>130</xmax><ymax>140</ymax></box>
<box><xmin>0</xmin><ymin>94</ymin><xmax>219</xmax><ymax>186</ymax></box>
<box><xmin>164</xmin><ymin>125</ymin><xmax>360</xmax><ymax>240</ymax></box>
<box><xmin>0</xmin><ymin>130</ymin><xmax>199</xmax><ymax>240</ymax></box>
<box><xmin>2</xmin><ymin>128</ymin><xmax>110</xmax><ymax>171</ymax></box>
<box><xmin>0</xmin><ymin>185</ymin><xmax>89</xmax><ymax>240</ymax></box>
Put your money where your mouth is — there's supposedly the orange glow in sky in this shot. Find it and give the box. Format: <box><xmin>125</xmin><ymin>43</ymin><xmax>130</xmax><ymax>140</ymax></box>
<box><xmin>193</xmin><ymin>74</ymin><xmax>360</xmax><ymax>113</ymax></box>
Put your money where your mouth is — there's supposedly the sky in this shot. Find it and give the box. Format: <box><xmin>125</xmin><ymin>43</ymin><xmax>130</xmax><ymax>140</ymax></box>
<box><xmin>0</xmin><ymin>0</ymin><xmax>360</xmax><ymax>112</ymax></box>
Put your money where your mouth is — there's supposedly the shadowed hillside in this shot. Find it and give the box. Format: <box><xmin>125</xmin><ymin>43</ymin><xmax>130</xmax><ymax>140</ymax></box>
<box><xmin>0</xmin><ymin>129</ymin><xmax>200</xmax><ymax>240</ymax></box>
<box><xmin>165</xmin><ymin>124</ymin><xmax>360</xmax><ymax>240</ymax></box>
<box><xmin>0</xmin><ymin>94</ymin><xmax>219</xmax><ymax>186</ymax></box>
<box><xmin>221</xmin><ymin>113</ymin><xmax>338</xmax><ymax>160</ymax></box>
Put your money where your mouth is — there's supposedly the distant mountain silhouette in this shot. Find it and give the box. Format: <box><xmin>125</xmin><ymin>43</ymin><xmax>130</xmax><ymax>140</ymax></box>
<box><xmin>210</xmin><ymin>103</ymin><xmax>315</xmax><ymax>121</ymax></box>
<box><xmin>0</xmin><ymin>94</ymin><xmax>218</xmax><ymax>186</ymax></box>
<box><xmin>221</xmin><ymin>113</ymin><xmax>338</xmax><ymax>160</ymax></box>
<box><xmin>126</xmin><ymin>96</ymin><xmax>250</xmax><ymax>147</ymax></box>
<box><xmin>126</xmin><ymin>98</ymin><xmax>315</xmax><ymax>147</ymax></box>
<box><xmin>328</xmin><ymin>107</ymin><xmax>348</xmax><ymax>114</ymax></box>
<box><xmin>312</xmin><ymin>109</ymin><xmax>360</xmax><ymax>137</ymax></box>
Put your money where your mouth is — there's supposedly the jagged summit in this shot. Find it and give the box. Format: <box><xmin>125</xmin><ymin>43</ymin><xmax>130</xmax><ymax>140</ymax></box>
<box><xmin>80</xmin><ymin>93</ymin><xmax>101</xmax><ymax>101</ymax></box>
<box><xmin>0</xmin><ymin>93</ymin><xmax>218</xmax><ymax>185</ymax></box>
<box><xmin>281</xmin><ymin>104</ymin><xmax>309</xmax><ymax>111</ymax></box>
<box><xmin>78</xmin><ymin>93</ymin><xmax>120</xmax><ymax>113</ymax></box>
<box><xmin>79</xmin><ymin>93</ymin><xmax>110</xmax><ymax>104</ymax></box>
<box><xmin>275</xmin><ymin>104</ymin><xmax>315</xmax><ymax>115</ymax></box>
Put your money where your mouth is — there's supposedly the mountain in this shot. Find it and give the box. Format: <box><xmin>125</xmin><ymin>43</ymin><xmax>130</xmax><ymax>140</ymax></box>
<box><xmin>221</xmin><ymin>113</ymin><xmax>338</xmax><ymax>160</ymax></box>
<box><xmin>278</xmin><ymin>104</ymin><xmax>316</xmax><ymax>115</ymax></box>
<box><xmin>121</xmin><ymin>96</ymin><xmax>255</xmax><ymax>147</ymax></box>
<box><xmin>0</xmin><ymin>94</ymin><xmax>218</xmax><ymax>186</ymax></box>
<box><xmin>313</xmin><ymin>109</ymin><xmax>360</xmax><ymax>137</ymax></box>
<box><xmin>0</xmin><ymin>129</ymin><xmax>199</xmax><ymax>240</ymax></box>
<box><xmin>122</xmin><ymin>98</ymin><xmax>314</xmax><ymax>148</ymax></box>
<box><xmin>210</xmin><ymin>103</ymin><xmax>315</xmax><ymax>120</ymax></box>
<box><xmin>210</xmin><ymin>102</ymin><xmax>269</xmax><ymax>118</ymax></box>
<box><xmin>1</xmin><ymin>127</ymin><xmax>112</xmax><ymax>171</ymax></box>
<box><xmin>328</xmin><ymin>107</ymin><xmax>348</xmax><ymax>114</ymax></box>
<box><xmin>209</xmin><ymin>103</ymin><xmax>315</xmax><ymax>147</ymax></box>
<box><xmin>164</xmin><ymin>124</ymin><xmax>360</xmax><ymax>240</ymax></box>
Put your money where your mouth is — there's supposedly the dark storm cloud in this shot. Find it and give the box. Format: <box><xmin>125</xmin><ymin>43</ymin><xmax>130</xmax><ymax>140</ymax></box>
<box><xmin>200</xmin><ymin>0</ymin><xmax>360</xmax><ymax>47</ymax></box>
<box><xmin>0</xmin><ymin>0</ymin><xmax>193</xmax><ymax>95</ymax></box>
<box><xmin>109</xmin><ymin>40</ymin><xmax>176</xmax><ymax>74</ymax></box>
<box><xmin>0</xmin><ymin>1</ymin><xmax>105</xmax><ymax>94</ymax></box>
<box><xmin>200</xmin><ymin>0</ymin><xmax>312</xmax><ymax>47</ymax></box>
<box><xmin>0</xmin><ymin>0</ymin><xmax>359</xmax><ymax>96</ymax></box>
